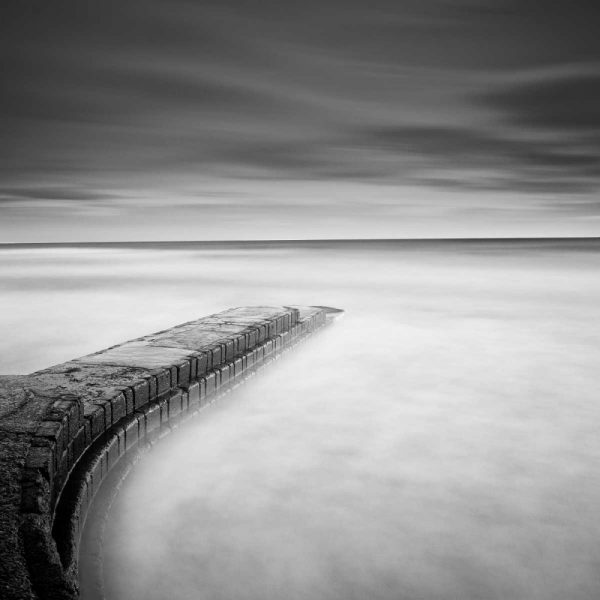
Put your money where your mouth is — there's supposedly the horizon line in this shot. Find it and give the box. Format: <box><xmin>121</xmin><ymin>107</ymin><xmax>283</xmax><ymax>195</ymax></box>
<box><xmin>1</xmin><ymin>236</ymin><xmax>600</xmax><ymax>247</ymax></box>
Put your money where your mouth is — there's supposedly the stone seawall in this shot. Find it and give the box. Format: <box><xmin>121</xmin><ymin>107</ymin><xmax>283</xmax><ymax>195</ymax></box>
<box><xmin>0</xmin><ymin>305</ymin><xmax>338</xmax><ymax>600</ymax></box>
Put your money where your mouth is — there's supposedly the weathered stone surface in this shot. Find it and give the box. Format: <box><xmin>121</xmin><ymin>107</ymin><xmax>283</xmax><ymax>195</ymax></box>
<box><xmin>76</xmin><ymin>342</ymin><xmax>194</xmax><ymax>369</ymax></box>
<box><xmin>0</xmin><ymin>377</ymin><xmax>52</xmax><ymax>435</ymax></box>
<box><xmin>0</xmin><ymin>431</ymin><xmax>36</xmax><ymax>600</ymax></box>
<box><xmin>0</xmin><ymin>305</ymin><xmax>337</xmax><ymax>600</ymax></box>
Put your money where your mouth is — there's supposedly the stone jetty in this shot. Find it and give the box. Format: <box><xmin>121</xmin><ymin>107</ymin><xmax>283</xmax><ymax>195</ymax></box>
<box><xmin>0</xmin><ymin>305</ymin><xmax>340</xmax><ymax>600</ymax></box>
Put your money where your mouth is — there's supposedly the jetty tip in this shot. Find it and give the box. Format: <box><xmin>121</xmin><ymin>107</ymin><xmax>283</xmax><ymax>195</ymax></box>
<box><xmin>313</xmin><ymin>306</ymin><xmax>345</xmax><ymax>319</ymax></box>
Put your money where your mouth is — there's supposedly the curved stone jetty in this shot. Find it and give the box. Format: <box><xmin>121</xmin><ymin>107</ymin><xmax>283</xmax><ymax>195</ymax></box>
<box><xmin>0</xmin><ymin>305</ymin><xmax>339</xmax><ymax>600</ymax></box>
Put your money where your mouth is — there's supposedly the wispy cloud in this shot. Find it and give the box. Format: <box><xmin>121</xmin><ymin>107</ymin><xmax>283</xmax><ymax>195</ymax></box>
<box><xmin>1</xmin><ymin>0</ymin><xmax>599</xmax><ymax>239</ymax></box>
<box><xmin>481</xmin><ymin>71</ymin><xmax>600</xmax><ymax>131</ymax></box>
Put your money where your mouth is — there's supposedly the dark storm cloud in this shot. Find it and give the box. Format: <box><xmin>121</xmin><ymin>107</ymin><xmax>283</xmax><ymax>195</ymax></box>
<box><xmin>360</xmin><ymin>125</ymin><xmax>600</xmax><ymax>173</ymax></box>
<box><xmin>0</xmin><ymin>186</ymin><xmax>116</xmax><ymax>203</ymax></box>
<box><xmin>354</xmin><ymin>123</ymin><xmax>600</xmax><ymax>193</ymax></box>
<box><xmin>1</xmin><ymin>0</ymin><xmax>599</xmax><ymax>232</ymax></box>
<box><xmin>0</xmin><ymin>64</ymin><xmax>288</xmax><ymax>126</ymax></box>
<box><xmin>482</xmin><ymin>73</ymin><xmax>600</xmax><ymax>131</ymax></box>
<box><xmin>199</xmin><ymin>117</ymin><xmax>600</xmax><ymax>192</ymax></box>
<box><xmin>550</xmin><ymin>199</ymin><xmax>600</xmax><ymax>216</ymax></box>
<box><xmin>0</xmin><ymin>2</ymin><xmax>292</xmax><ymax>127</ymax></box>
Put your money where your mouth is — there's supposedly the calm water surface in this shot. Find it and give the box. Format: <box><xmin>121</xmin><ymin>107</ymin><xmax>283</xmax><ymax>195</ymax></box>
<box><xmin>2</xmin><ymin>240</ymin><xmax>600</xmax><ymax>599</ymax></box>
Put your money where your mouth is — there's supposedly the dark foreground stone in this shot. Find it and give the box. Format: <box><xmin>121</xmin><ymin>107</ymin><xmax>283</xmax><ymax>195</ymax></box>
<box><xmin>0</xmin><ymin>306</ymin><xmax>337</xmax><ymax>600</ymax></box>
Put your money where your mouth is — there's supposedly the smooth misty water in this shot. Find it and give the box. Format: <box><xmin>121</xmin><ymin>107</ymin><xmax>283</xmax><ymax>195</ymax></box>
<box><xmin>2</xmin><ymin>240</ymin><xmax>600</xmax><ymax>599</ymax></box>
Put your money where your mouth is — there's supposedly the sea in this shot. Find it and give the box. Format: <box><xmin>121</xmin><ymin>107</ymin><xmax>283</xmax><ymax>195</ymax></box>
<box><xmin>2</xmin><ymin>239</ymin><xmax>600</xmax><ymax>600</ymax></box>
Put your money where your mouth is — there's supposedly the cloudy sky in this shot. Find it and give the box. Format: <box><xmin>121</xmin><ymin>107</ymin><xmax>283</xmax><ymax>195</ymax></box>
<box><xmin>1</xmin><ymin>0</ymin><xmax>599</xmax><ymax>241</ymax></box>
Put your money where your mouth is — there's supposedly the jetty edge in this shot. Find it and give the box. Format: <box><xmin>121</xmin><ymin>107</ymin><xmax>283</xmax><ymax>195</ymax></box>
<box><xmin>0</xmin><ymin>305</ymin><xmax>341</xmax><ymax>600</ymax></box>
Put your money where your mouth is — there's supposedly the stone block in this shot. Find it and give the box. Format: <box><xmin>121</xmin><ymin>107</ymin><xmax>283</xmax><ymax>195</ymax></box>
<box><xmin>168</xmin><ymin>365</ymin><xmax>178</xmax><ymax>388</ymax></box>
<box><xmin>207</xmin><ymin>345</ymin><xmax>221</xmax><ymax>370</ymax></box>
<box><xmin>255</xmin><ymin>345</ymin><xmax>264</xmax><ymax>363</ymax></box>
<box><xmin>90</xmin><ymin>399</ymin><xmax>111</xmax><ymax>429</ymax></box>
<box><xmin>289</xmin><ymin>307</ymin><xmax>300</xmax><ymax>325</ymax></box>
<box><xmin>100</xmin><ymin>452</ymin><xmax>108</xmax><ymax>486</ymax></box>
<box><xmin>145</xmin><ymin>376</ymin><xmax>157</xmax><ymax>400</ymax></box>
<box><xmin>136</xmin><ymin>403</ymin><xmax>160</xmax><ymax>440</ymax></box>
<box><xmin>131</xmin><ymin>379</ymin><xmax>150</xmax><ymax>410</ymax></box>
<box><xmin>62</xmin><ymin>441</ymin><xmax>75</xmax><ymax>477</ymax></box>
<box><xmin>246</xmin><ymin>330</ymin><xmax>256</xmax><ymax>350</ymax></box>
<box><xmin>20</xmin><ymin>468</ymin><xmax>49</xmax><ymax>513</ymax></box>
<box><xmin>234</xmin><ymin>357</ymin><xmax>244</xmax><ymax>379</ymax></box>
<box><xmin>168</xmin><ymin>390</ymin><xmax>184</xmax><ymax>419</ymax></box>
<box><xmin>105</xmin><ymin>435</ymin><xmax>120</xmax><ymax>471</ymax></box>
<box><xmin>89</xmin><ymin>454</ymin><xmax>103</xmax><ymax>497</ymax></box>
<box><xmin>158</xmin><ymin>396</ymin><xmax>169</xmax><ymax>425</ymax></box>
<box><xmin>187</xmin><ymin>355</ymin><xmax>198</xmax><ymax>380</ymax></box>
<box><xmin>117</xmin><ymin>427</ymin><xmax>126</xmax><ymax>458</ymax></box>
<box><xmin>246</xmin><ymin>328</ymin><xmax>258</xmax><ymax>350</ymax></box>
<box><xmin>42</xmin><ymin>406</ymin><xmax>70</xmax><ymax>437</ymax></box>
<box><xmin>78</xmin><ymin>475</ymin><xmax>92</xmax><ymax>529</ymax></box>
<box><xmin>257</xmin><ymin>323</ymin><xmax>267</xmax><ymax>342</ymax></box>
<box><xmin>186</xmin><ymin>381</ymin><xmax>200</xmax><ymax>410</ymax></box>
<box><xmin>134</xmin><ymin>412</ymin><xmax>145</xmax><ymax>440</ymax></box>
<box><xmin>217</xmin><ymin>363</ymin><xmax>231</xmax><ymax>386</ymax></box>
<box><xmin>204</xmin><ymin>371</ymin><xmax>217</xmax><ymax>399</ymax></box>
<box><xmin>150</xmin><ymin>368</ymin><xmax>171</xmax><ymax>398</ymax></box>
<box><xmin>48</xmin><ymin>396</ymin><xmax>82</xmax><ymax>440</ymax></box>
<box><xmin>124</xmin><ymin>418</ymin><xmax>139</xmax><ymax>451</ymax></box>
<box><xmin>221</xmin><ymin>339</ymin><xmax>234</xmax><ymax>361</ymax></box>
<box><xmin>25</xmin><ymin>446</ymin><xmax>54</xmax><ymax>483</ymax></box>
<box><xmin>109</xmin><ymin>392</ymin><xmax>127</xmax><ymax>424</ymax></box>
<box><xmin>34</xmin><ymin>420</ymin><xmax>66</xmax><ymax>456</ymax></box>
<box><xmin>180</xmin><ymin>389</ymin><xmax>188</xmax><ymax>413</ymax></box>
<box><xmin>71</xmin><ymin>424</ymin><xmax>88</xmax><ymax>465</ymax></box>
<box><xmin>265</xmin><ymin>321</ymin><xmax>273</xmax><ymax>339</ymax></box>
<box><xmin>241</xmin><ymin>333</ymin><xmax>250</xmax><ymax>354</ymax></box>
<box><xmin>176</xmin><ymin>359</ymin><xmax>191</xmax><ymax>387</ymax></box>
<box><xmin>195</xmin><ymin>352</ymin><xmax>208</xmax><ymax>377</ymax></box>
<box><xmin>54</xmin><ymin>448</ymin><xmax>71</xmax><ymax>494</ymax></box>
<box><xmin>120</xmin><ymin>386</ymin><xmax>135</xmax><ymax>414</ymax></box>
<box><xmin>197</xmin><ymin>377</ymin><xmax>207</xmax><ymax>406</ymax></box>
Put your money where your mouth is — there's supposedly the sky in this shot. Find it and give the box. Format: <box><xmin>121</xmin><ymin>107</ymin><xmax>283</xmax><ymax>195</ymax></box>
<box><xmin>1</xmin><ymin>0</ymin><xmax>599</xmax><ymax>241</ymax></box>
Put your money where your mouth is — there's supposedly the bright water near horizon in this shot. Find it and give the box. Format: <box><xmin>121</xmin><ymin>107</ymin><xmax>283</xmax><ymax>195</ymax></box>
<box><xmin>2</xmin><ymin>239</ymin><xmax>600</xmax><ymax>599</ymax></box>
